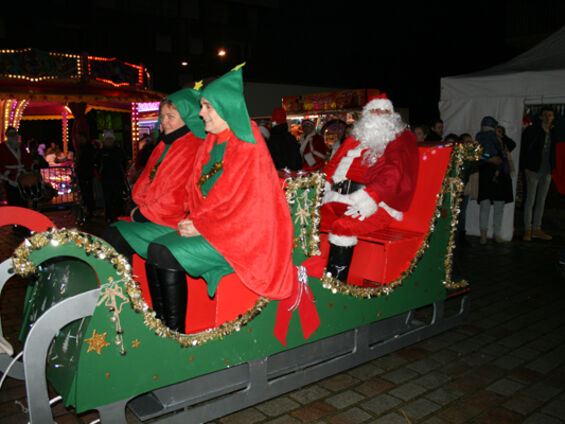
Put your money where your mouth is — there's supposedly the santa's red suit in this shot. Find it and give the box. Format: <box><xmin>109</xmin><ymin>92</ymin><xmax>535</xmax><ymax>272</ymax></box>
<box><xmin>300</xmin><ymin>132</ymin><xmax>327</xmax><ymax>172</ymax></box>
<box><xmin>321</xmin><ymin>130</ymin><xmax>419</xmax><ymax>246</ymax></box>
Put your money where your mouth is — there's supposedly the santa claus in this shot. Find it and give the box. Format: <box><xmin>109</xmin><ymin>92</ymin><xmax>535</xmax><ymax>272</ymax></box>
<box><xmin>321</xmin><ymin>94</ymin><xmax>419</xmax><ymax>281</ymax></box>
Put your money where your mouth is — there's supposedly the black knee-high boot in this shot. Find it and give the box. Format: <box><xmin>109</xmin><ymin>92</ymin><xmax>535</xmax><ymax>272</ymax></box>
<box><xmin>326</xmin><ymin>243</ymin><xmax>355</xmax><ymax>282</ymax></box>
<box><xmin>145</xmin><ymin>263</ymin><xmax>165</xmax><ymax>321</ymax></box>
<box><xmin>156</xmin><ymin>267</ymin><xmax>187</xmax><ymax>334</ymax></box>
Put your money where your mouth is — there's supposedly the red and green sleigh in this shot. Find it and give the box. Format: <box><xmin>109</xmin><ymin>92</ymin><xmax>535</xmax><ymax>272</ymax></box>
<box><xmin>0</xmin><ymin>141</ymin><xmax>478</xmax><ymax>423</ymax></box>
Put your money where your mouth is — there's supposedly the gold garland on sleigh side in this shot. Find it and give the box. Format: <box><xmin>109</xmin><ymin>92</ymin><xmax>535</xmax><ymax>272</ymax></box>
<box><xmin>11</xmin><ymin>228</ymin><xmax>270</xmax><ymax>349</ymax></box>
<box><xmin>284</xmin><ymin>172</ymin><xmax>324</xmax><ymax>257</ymax></box>
<box><xmin>320</xmin><ymin>142</ymin><xmax>482</xmax><ymax>298</ymax></box>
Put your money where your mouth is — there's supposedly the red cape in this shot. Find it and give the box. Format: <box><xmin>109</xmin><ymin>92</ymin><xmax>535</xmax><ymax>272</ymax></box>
<box><xmin>132</xmin><ymin>132</ymin><xmax>202</xmax><ymax>228</ymax></box>
<box><xmin>187</xmin><ymin>121</ymin><xmax>295</xmax><ymax>300</ymax></box>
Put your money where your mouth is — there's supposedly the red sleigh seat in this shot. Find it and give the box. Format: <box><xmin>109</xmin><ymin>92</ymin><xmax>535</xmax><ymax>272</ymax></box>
<box><xmin>132</xmin><ymin>255</ymin><xmax>260</xmax><ymax>334</ymax></box>
<box><xmin>319</xmin><ymin>145</ymin><xmax>453</xmax><ymax>285</ymax></box>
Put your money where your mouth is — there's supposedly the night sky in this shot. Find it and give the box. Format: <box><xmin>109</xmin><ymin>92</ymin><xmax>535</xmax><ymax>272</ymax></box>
<box><xmin>3</xmin><ymin>1</ymin><xmax>565</xmax><ymax>126</ymax></box>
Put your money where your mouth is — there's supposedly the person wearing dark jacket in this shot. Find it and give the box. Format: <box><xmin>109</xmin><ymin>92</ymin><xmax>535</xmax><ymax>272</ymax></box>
<box><xmin>266</xmin><ymin>107</ymin><xmax>302</xmax><ymax>170</ymax></box>
<box><xmin>97</xmin><ymin>130</ymin><xmax>127</xmax><ymax>222</ymax></box>
<box><xmin>475</xmin><ymin>117</ymin><xmax>516</xmax><ymax>244</ymax></box>
<box><xmin>520</xmin><ymin>107</ymin><xmax>558</xmax><ymax>241</ymax></box>
<box><xmin>75</xmin><ymin>132</ymin><xmax>97</xmax><ymax>218</ymax></box>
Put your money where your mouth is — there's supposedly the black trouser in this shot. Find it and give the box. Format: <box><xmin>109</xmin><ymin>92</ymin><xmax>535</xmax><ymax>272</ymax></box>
<box><xmin>102</xmin><ymin>226</ymin><xmax>187</xmax><ymax>333</ymax></box>
<box><xmin>77</xmin><ymin>176</ymin><xmax>96</xmax><ymax>215</ymax></box>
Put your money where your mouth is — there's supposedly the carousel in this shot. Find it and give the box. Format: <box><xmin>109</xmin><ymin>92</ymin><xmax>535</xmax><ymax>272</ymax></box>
<box><xmin>0</xmin><ymin>48</ymin><xmax>164</xmax><ymax>207</ymax></box>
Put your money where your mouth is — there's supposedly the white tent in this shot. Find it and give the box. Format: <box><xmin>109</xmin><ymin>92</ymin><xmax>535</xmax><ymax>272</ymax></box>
<box><xmin>439</xmin><ymin>25</ymin><xmax>565</xmax><ymax>241</ymax></box>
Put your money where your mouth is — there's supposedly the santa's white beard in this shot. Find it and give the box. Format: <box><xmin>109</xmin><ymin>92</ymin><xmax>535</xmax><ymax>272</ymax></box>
<box><xmin>352</xmin><ymin>112</ymin><xmax>406</xmax><ymax>165</ymax></box>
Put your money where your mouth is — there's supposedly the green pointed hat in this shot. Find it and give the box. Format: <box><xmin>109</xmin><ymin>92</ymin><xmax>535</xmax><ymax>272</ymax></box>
<box><xmin>164</xmin><ymin>87</ymin><xmax>206</xmax><ymax>139</ymax></box>
<box><xmin>201</xmin><ymin>62</ymin><xmax>255</xmax><ymax>143</ymax></box>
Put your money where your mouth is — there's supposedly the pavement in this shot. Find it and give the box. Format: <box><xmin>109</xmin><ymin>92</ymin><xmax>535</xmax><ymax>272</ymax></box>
<box><xmin>1</xmin><ymin>201</ymin><xmax>565</xmax><ymax>424</ymax></box>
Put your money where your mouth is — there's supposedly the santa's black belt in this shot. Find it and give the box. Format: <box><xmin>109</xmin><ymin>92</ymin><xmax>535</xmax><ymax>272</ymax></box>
<box><xmin>331</xmin><ymin>180</ymin><xmax>365</xmax><ymax>194</ymax></box>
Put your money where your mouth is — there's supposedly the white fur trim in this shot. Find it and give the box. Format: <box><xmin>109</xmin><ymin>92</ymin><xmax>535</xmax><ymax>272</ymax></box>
<box><xmin>378</xmin><ymin>201</ymin><xmax>403</xmax><ymax>221</ymax></box>
<box><xmin>364</xmin><ymin>98</ymin><xmax>393</xmax><ymax>113</ymax></box>
<box><xmin>329</xmin><ymin>233</ymin><xmax>358</xmax><ymax>246</ymax></box>
<box><xmin>332</xmin><ymin>146</ymin><xmax>363</xmax><ymax>183</ymax></box>
<box><xmin>322</xmin><ymin>189</ymin><xmax>354</xmax><ymax>206</ymax></box>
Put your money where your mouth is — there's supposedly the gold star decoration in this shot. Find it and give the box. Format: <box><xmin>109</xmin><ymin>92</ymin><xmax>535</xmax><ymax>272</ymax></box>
<box><xmin>85</xmin><ymin>330</ymin><xmax>110</xmax><ymax>355</ymax></box>
<box><xmin>132</xmin><ymin>339</ymin><xmax>141</xmax><ymax>348</ymax></box>
<box><xmin>193</xmin><ymin>80</ymin><xmax>203</xmax><ymax>90</ymax></box>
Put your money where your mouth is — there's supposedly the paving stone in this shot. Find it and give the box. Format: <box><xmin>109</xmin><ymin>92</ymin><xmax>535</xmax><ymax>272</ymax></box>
<box><xmin>419</xmin><ymin>417</ymin><xmax>450</xmax><ymax>424</ymax></box>
<box><xmin>406</xmin><ymin>357</ymin><xmax>441</xmax><ymax>374</ymax></box>
<box><xmin>289</xmin><ymin>385</ymin><xmax>331</xmax><ymax>405</ymax></box>
<box><xmin>354</xmin><ymin>376</ymin><xmax>394</xmax><ymax>397</ymax></box>
<box><xmin>503</xmin><ymin>394</ymin><xmax>543</xmax><ymax>415</ymax></box>
<box><xmin>388</xmin><ymin>382</ymin><xmax>427</xmax><ymax>401</ymax></box>
<box><xmin>461</xmin><ymin>351</ymin><xmax>494</xmax><ymax>367</ymax></box>
<box><xmin>400</xmin><ymin>398</ymin><xmax>441</xmax><ymax>420</ymax></box>
<box><xmin>541</xmin><ymin>398</ymin><xmax>565</xmax><ymax>420</ymax></box>
<box><xmin>290</xmin><ymin>401</ymin><xmax>336</xmax><ymax>423</ymax></box>
<box><xmin>264</xmin><ymin>415</ymin><xmax>302</xmax><ymax>424</ymax></box>
<box><xmin>474</xmin><ymin>407</ymin><xmax>524</xmax><ymax>423</ymax></box>
<box><xmin>324</xmin><ymin>390</ymin><xmax>364</xmax><ymax>409</ymax></box>
<box><xmin>367</xmin><ymin>412</ymin><xmax>407</xmax><ymax>424</ymax></box>
<box><xmin>425</xmin><ymin>387</ymin><xmax>464</xmax><ymax>406</ymax></box>
<box><xmin>490</xmin><ymin>354</ymin><xmax>526</xmax><ymax>370</ymax></box>
<box><xmin>412</xmin><ymin>370</ymin><xmax>451</xmax><ymax>390</ymax></box>
<box><xmin>256</xmin><ymin>397</ymin><xmax>300</xmax><ymax>417</ymax></box>
<box><xmin>487</xmin><ymin>378</ymin><xmax>525</xmax><ymax>396</ymax></box>
<box><xmin>381</xmin><ymin>367</ymin><xmax>418</xmax><ymax>384</ymax></box>
<box><xmin>219</xmin><ymin>408</ymin><xmax>266</xmax><ymax>424</ymax></box>
<box><xmin>361</xmin><ymin>393</ymin><xmax>402</xmax><ymax>416</ymax></box>
<box><xmin>326</xmin><ymin>407</ymin><xmax>371</xmax><ymax>424</ymax></box>
<box><xmin>370</xmin><ymin>353</ymin><xmax>407</xmax><ymax>370</ymax></box>
<box><xmin>346</xmin><ymin>363</ymin><xmax>384</xmax><ymax>381</ymax></box>
<box><xmin>428</xmin><ymin>349</ymin><xmax>459</xmax><ymax>364</ymax></box>
<box><xmin>318</xmin><ymin>374</ymin><xmax>359</xmax><ymax>392</ymax></box>
<box><xmin>522</xmin><ymin>382</ymin><xmax>563</xmax><ymax>402</ymax></box>
<box><xmin>522</xmin><ymin>413</ymin><xmax>563</xmax><ymax>424</ymax></box>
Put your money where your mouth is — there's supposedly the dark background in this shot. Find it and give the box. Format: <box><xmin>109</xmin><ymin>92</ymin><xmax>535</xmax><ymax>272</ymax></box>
<box><xmin>3</xmin><ymin>0</ymin><xmax>565</xmax><ymax>126</ymax></box>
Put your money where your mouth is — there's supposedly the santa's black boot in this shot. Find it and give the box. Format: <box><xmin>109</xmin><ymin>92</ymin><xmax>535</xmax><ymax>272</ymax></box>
<box><xmin>157</xmin><ymin>267</ymin><xmax>188</xmax><ymax>334</ymax></box>
<box><xmin>145</xmin><ymin>263</ymin><xmax>165</xmax><ymax>321</ymax></box>
<box><xmin>326</xmin><ymin>243</ymin><xmax>354</xmax><ymax>282</ymax></box>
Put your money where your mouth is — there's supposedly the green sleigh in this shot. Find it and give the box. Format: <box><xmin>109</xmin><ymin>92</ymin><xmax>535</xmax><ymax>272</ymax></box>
<box><xmin>0</xmin><ymin>141</ymin><xmax>479</xmax><ymax>423</ymax></box>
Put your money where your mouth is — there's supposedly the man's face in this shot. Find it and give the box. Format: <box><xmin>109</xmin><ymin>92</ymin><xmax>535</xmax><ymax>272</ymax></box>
<box><xmin>302</xmin><ymin>122</ymin><xmax>314</xmax><ymax>135</ymax></box>
<box><xmin>541</xmin><ymin>110</ymin><xmax>554</xmax><ymax>126</ymax></box>
<box><xmin>433</xmin><ymin>122</ymin><xmax>444</xmax><ymax>135</ymax></box>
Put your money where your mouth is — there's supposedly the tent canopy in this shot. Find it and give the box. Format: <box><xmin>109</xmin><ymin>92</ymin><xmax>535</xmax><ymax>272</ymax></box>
<box><xmin>439</xmin><ymin>25</ymin><xmax>565</xmax><ymax>241</ymax></box>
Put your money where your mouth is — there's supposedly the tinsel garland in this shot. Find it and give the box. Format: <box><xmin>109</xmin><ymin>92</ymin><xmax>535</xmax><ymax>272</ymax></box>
<box><xmin>11</xmin><ymin>227</ymin><xmax>270</xmax><ymax>349</ymax></box>
<box><xmin>284</xmin><ymin>172</ymin><xmax>324</xmax><ymax>257</ymax></box>
<box><xmin>320</xmin><ymin>142</ymin><xmax>482</xmax><ymax>297</ymax></box>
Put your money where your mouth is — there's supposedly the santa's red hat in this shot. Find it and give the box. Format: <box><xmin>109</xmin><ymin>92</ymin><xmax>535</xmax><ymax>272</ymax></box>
<box><xmin>364</xmin><ymin>93</ymin><xmax>394</xmax><ymax>113</ymax></box>
<box><xmin>271</xmin><ymin>107</ymin><xmax>287</xmax><ymax>125</ymax></box>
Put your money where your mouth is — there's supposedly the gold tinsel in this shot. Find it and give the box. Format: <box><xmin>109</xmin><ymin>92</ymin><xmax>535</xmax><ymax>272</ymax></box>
<box><xmin>11</xmin><ymin>227</ymin><xmax>271</xmax><ymax>349</ymax></box>
<box><xmin>284</xmin><ymin>172</ymin><xmax>324</xmax><ymax>257</ymax></box>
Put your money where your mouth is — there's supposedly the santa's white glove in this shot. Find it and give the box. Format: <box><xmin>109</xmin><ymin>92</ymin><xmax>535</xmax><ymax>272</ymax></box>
<box><xmin>322</xmin><ymin>180</ymin><xmax>355</xmax><ymax>205</ymax></box>
<box><xmin>343</xmin><ymin>189</ymin><xmax>378</xmax><ymax>221</ymax></box>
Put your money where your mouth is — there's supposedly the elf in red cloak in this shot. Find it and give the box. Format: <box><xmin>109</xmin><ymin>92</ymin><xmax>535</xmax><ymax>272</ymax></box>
<box><xmin>103</xmin><ymin>87</ymin><xmax>206</xmax><ymax>332</ymax></box>
<box><xmin>320</xmin><ymin>94</ymin><xmax>419</xmax><ymax>281</ymax></box>
<box><xmin>143</xmin><ymin>64</ymin><xmax>296</xmax><ymax>333</ymax></box>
